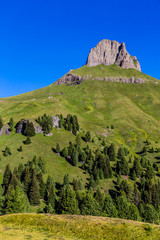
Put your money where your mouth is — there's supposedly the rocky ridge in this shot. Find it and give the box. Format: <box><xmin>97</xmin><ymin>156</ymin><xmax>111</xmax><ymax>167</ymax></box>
<box><xmin>86</xmin><ymin>39</ymin><xmax>141</xmax><ymax>71</ymax></box>
<box><xmin>54</xmin><ymin>71</ymin><xmax>145</xmax><ymax>85</ymax></box>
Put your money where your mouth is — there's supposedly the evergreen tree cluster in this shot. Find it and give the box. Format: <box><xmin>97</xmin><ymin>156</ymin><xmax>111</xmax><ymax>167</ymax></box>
<box><xmin>58</xmin><ymin>114</ymin><xmax>79</xmax><ymax>135</ymax></box>
<box><xmin>36</xmin><ymin>113</ymin><xmax>53</xmax><ymax>134</ymax></box>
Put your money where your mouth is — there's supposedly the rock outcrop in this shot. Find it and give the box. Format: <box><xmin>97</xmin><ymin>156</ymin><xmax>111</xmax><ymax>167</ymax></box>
<box><xmin>16</xmin><ymin>119</ymin><xmax>27</xmax><ymax>134</ymax></box>
<box><xmin>86</xmin><ymin>39</ymin><xmax>141</xmax><ymax>71</ymax></box>
<box><xmin>52</xmin><ymin>116</ymin><xmax>59</xmax><ymax>128</ymax></box>
<box><xmin>55</xmin><ymin>72</ymin><xmax>86</xmax><ymax>85</ymax></box>
<box><xmin>54</xmin><ymin>72</ymin><xmax>145</xmax><ymax>85</ymax></box>
<box><xmin>0</xmin><ymin>125</ymin><xmax>11</xmax><ymax>136</ymax></box>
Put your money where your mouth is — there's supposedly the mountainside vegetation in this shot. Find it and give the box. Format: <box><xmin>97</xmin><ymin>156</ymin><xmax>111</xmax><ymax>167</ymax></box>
<box><xmin>0</xmin><ymin>65</ymin><xmax>160</xmax><ymax>231</ymax></box>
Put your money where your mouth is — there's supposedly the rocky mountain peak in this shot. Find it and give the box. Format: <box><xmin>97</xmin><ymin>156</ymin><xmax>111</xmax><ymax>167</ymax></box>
<box><xmin>86</xmin><ymin>39</ymin><xmax>141</xmax><ymax>71</ymax></box>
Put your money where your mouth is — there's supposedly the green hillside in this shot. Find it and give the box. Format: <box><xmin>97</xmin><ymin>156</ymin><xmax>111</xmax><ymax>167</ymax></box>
<box><xmin>0</xmin><ymin>214</ymin><xmax>160</xmax><ymax>240</ymax></box>
<box><xmin>0</xmin><ymin>65</ymin><xmax>160</xmax><ymax>184</ymax></box>
<box><xmin>1</xmin><ymin>65</ymin><xmax>160</xmax><ymax>227</ymax></box>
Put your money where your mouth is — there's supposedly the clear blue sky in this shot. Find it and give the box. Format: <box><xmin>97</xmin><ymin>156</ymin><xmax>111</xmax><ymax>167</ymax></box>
<box><xmin>0</xmin><ymin>0</ymin><xmax>160</xmax><ymax>97</ymax></box>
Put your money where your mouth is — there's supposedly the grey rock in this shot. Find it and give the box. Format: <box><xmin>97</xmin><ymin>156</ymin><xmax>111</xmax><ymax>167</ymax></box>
<box><xmin>86</xmin><ymin>39</ymin><xmax>141</xmax><ymax>71</ymax></box>
<box><xmin>33</xmin><ymin>122</ymin><xmax>43</xmax><ymax>134</ymax></box>
<box><xmin>52</xmin><ymin>116</ymin><xmax>59</xmax><ymax>128</ymax></box>
<box><xmin>16</xmin><ymin>119</ymin><xmax>27</xmax><ymax>134</ymax></box>
<box><xmin>45</xmin><ymin>133</ymin><xmax>53</xmax><ymax>136</ymax></box>
<box><xmin>54</xmin><ymin>71</ymin><xmax>92</xmax><ymax>85</ymax></box>
<box><xmin>5</xmin><ymin>125</ymin><xmax>11</xmax><ymax>135</ymax></box>
<box><xmin>54</xmin><ymin>72</ymin><xmax>146</xmax><ymax>85</ymax></box>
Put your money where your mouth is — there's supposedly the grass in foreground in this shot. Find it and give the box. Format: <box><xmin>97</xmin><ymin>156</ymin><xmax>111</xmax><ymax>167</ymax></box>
<box><xmin>0</xmin><ymin>214</ymin><xmax>160</xmax><ymax>240</ymax></box>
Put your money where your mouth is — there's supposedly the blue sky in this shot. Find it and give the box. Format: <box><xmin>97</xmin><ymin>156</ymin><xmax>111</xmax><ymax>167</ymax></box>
<box><xmin>0</xmin><ymin>0</ymin><xmax>160</xmax><ymax>97</ymax></box>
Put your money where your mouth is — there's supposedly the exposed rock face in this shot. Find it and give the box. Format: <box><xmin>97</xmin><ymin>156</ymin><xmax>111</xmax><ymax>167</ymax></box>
<box><xmin>54</xmin><ymin>72</ymin><xmax>88</xmax><ymax>85</ymax></box>
<box><xmin>86</xmin><ymin>40</ymin><xmax>141</xmax><ymax>71</ymax></box>
<box><xmin>0</xmin><ymin>125</ymin><xmax>11</xmax><ymax>136</ymax></box>
<box><xmin>54</xmin><ymin>72</ymin><xmax>145</xmax><ymax>85</ymax></box>
<box><xmin>16</xmin><ymin>119</ymin><xmax>27</xmax><ymax>134</ymax></box>
<box><xmin>52</xmin><ymin>116</ymin><xmax>60</xmax><ymax>128</ymax></box>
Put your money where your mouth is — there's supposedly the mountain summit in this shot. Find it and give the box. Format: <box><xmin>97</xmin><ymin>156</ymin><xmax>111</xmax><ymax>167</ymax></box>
<box><xmin>86</xmin><ymin>39</ymin><xmax>141</xmax><ymax>71</ymax></box>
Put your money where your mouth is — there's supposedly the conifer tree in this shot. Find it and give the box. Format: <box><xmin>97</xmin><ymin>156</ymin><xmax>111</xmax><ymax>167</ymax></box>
<box><xmin>132</xmin><ymin>157</ymin><xmax>142</xmax><ymax>177</ymax></box>
<box><xmin>72</xmin><ymin>150</ymin><xmax>79</xmax><ymax>166</ymax></box>
<box><xmin>5</xmin><ymin>185</ymin><xmax>29</xmax><ymax>214</ymax></box>
<box><xmin>61</xmin><ymin>147</ymin><xmax>68</xmax><ymax>158</ymax></box>
<box><xmin>3</xmin><ymin>164</ymin><xmax>12</xmax><ymax>194</ymax></box>
<box><xmin>0</xmin><ymin>185</ymin><xmax>5</xmax><ymax>214</ymax></box>
<box><xmin>18</xmin><ymin>163</ymin><xmax>24</xmax><ymax>180</ymax></box>
<box><xmin>75</xmin><ymin>134</ymin><xmax>81</xmax><ymax>147</ymax></box>
<box><xmin>45</xmin><ymin>175</ymin><xmax>55</xmax><ymax>211</ymax></box>
<box><xmin>128</xmin><ymin>203</ymin><xmax>140</xmax><ymax>221</ymax></box>
<box><xmin>58</xmin><ymin>186</ymin><xmax>80</xmax><ymax>214</ymax></box>
<box><xmin>85</xmin><ymin>131</ymin><xmax>91</xmax><ymax>142</ymax></box>
<box><xmin>24</xmin><ymin>120</ymin><xmax>36</xmax><ymax>137</ymax></box>
<box><xmin>116</xmin><ymin>195</ymin><xmax>130</xmax><ymax>219</ymax></box>
<box><xmin>18</xmin><ymin>146</ymin><xmax>23</xmax><ymax>152</ymax></box>
<box><xmin>23</xmin><ymin>166</ymin><xmax>31</xmax><ymax>195</ymax></box>
<box><xmin>103</xmin><ymin>194</ymin><xmax>117</xmax><ymax>218</ymax></box>
<box><xmin>9</xmin><ymin>117</ymin><xmax>14</xmax><ymax>132</ymax></box>
<box><xmin>24</xmin><ymin>136</ymin><xmax>31</xmax><ymax>145</ymax></box>
<box><xmin>95</xmin><ymin>187</ymin><xmax>105</xmax><ymax>210</ymax></box>
<box><xmin>37</xmin><ymin>171</ymin><xmax>46</xmax><ymax>199</ymax></box>
<box><xmin>29</xmin><ymin>169</ymin><xmax>40</xmax><ymax>205</ymax></box>
<box><xmin>80</xmin><ymin>192</ymin><xmax>100</xmax><ymax>216</ymax></box>
<box><xmin>56</xmin><ymin>142</ymin><xmax>60</xmax><ymax>153</ymax></box>
<box><xmin>108</xmin><ymin>143</ymin><xmax>116</xmax><ymax>161</ymax></box>
<box><xmin>63</xmin><ymin>174</ymin><xmax>69</xmax><ymax>186</ymax></box>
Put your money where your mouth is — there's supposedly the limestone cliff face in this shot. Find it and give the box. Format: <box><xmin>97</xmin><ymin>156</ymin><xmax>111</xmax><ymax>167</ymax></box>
<box><xmin>86</xmin><ymin>40</ymin><xmax>141</xmax><ymax>71</ymax></box>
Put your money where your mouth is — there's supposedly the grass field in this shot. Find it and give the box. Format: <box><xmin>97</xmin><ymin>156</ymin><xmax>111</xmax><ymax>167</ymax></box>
<box><xmin>0</xmin><ymin>213</ymin><xmax>160</xmax><ymax>240</ymax></box>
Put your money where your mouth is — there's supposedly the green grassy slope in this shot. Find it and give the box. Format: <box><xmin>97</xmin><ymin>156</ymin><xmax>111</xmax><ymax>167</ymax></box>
<box><xmin>0</xmin><ymin>214</ymin><xmax>160</xmax><ymax>240</ymax></box>
<box><xmin>0</xmin><ymin>65</ymin><xmax>160</xmax><ymax>185</ymax></box>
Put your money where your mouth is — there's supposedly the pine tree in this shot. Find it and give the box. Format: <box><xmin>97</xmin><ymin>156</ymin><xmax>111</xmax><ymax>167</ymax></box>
<box><xmin>128</xmin><ymin>203</ymin><xmax>140</xmax><ymax>221</ymax></box>
<box><xmin>23</xmin><ymin>166</ymin><xmax>31</xmax><ymax>195</ymax></box>
<box><xmin>37</xmin><ymin>171</ymin><xmax>46</xmax><ymax>199</ymax></box>
<box><xmin>108</xmin><ymin>143</ymin><xmax>116</xmax><ymax>161</ymax></box>
<box><xmin>5</xmin><ymin>185</ymin><xmax>29</xmax><ymax>214</ymax></box>
<box><xmin>143</xmin><ymin>204</ymin><xmax>158</xmax><ymax>223</ymax></box>
<box><xmin>95</xmin><ymin>187</ymin><xmax>105</xmax><ymax>210</ymax></box>
<box><xmin>61</xmin><ymin>147</ymin><xmax>68</xmax><ymax>158</ymax></box>
<box><xmin>3</xmin><ymin>164</ymin><xmax>12</xmax><ymax>194</ymax></box>
<box><xmin>80</xmin><ymin>192</ymin><xmax>100</xmax><ymax>216</ymax></box>
<box><xmin>24</xmin><ymin>120</ymin><xmax>36</xmax><ymax>137</ymax></box>
<box><xmin>58</xmin><ymin>186</ymin><xmax>80</xmax><ymax>214</ymax></box>
<box><xmin>117</xmin><ymin>147</ymin><xmax>125</xmax><ymax>160</ymax></box>
<box><xmin>0</xmin><ymin>185</ymin><xmax>5</xmax><ymax>214</ymax></box>
<box><xmin>85</xmin><ymin>131</ymin><xmax>91</xmax><ymax>142</ymax></box>
<box><xmin>103</xmin><ymin>194</ymin><xmax>117</xmax><ymax>217</ymax></box>
<box><xmin>72</xmin><ymin>150</ymin><xmax>79</xmax><ymax>166</ymax></box>
<box><xmin>116</xmin><ymin>195</ymin><xmax>130</xmax><ymax>219</ymax></box>
<box><xmin>18</xmin><ymin>163</ymin><xmax>24</xmax><ymax>180</ymax></box>
<box><xmin>24</xmin><ymin>136</ymin><xmax>31</xmax><ymax>145</ymax></box>
<box><xmin>88</xmin><ymin>175</ymin><xmax>96</xmax><ymax>189</ymax></box>
<box><xmin>9</xmin><ymin>117</ymin><xmax>14</xmax><ymax>132</ymax></box>
<box><xmin>45</xmin><ymin>175</ymin><xmax>55</xmax><ymax>211</ymax></box>
<box><xmin>75</xmin><ymin>134</ymin><xmax>81</xmax><ymax>147</ymax></box>
<box><xmin>56</xmin><ymin>142</ymin><xmax>60</xmax><ymax>153</ymax></box>
<box><xmin>29</xmin><ymin>169</ymin><xmax>40</xmax><ymax>205</ymax></box>
<box><xmin>132</xmin><ymin>157</ymin><xmax>142</xmax><ymax>177</ymax></box>
<box><xmin>63</xmin><ymin>174</ymin><xmax>69</xmax><ymax>186</ymax></box>
<box><xmin>18</xmin><ymin>146</ymin><xmax>23</xmax><ymax>152</ymax></box>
